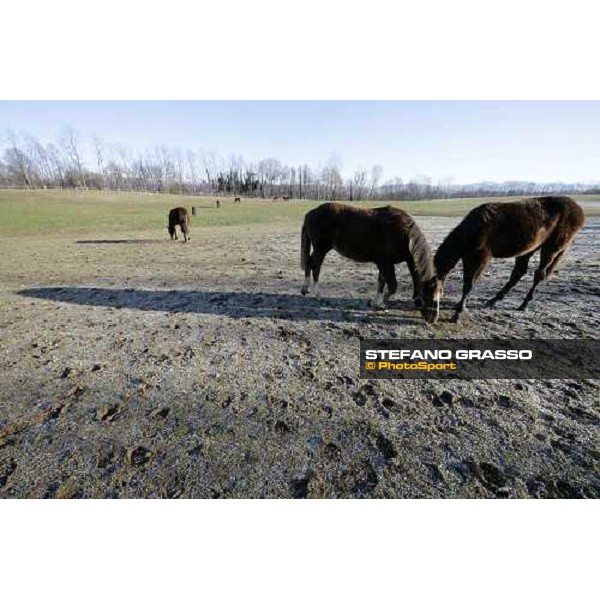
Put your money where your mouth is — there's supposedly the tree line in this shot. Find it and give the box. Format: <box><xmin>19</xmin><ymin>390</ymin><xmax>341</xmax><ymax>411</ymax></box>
<box><xmin>1</xmin><ymin>128</ymin><xmax>598</xmax><ymax>200</ymax></box>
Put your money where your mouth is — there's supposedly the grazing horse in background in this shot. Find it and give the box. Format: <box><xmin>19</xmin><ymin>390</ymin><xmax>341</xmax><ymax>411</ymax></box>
<box><xmin>234</xmin><ymin>197</ymin><xmax>241</xmax><ymax>203</ymax></box>
<box><xmin>432</xmin><ymin>196</ymin><xmax>585</xmax><ymax>323</ymax></box>
<box><xmin>300</xmin><ymin>203</ymin><xmax>441</xmax><ymax>322</ymax></box>
<box><xmin>168</xmin><ymin>207</ymin><xmax>191</xmax><ymax>243</ymax></box>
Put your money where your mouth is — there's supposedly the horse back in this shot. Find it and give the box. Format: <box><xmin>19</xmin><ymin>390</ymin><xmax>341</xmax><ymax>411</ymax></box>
<box><xmin>303</xmin><ymin>202</ymin><xmax>415</xmax><ymax>262</ymax></box>
<box><xmin>474</xmin><ymin>197</ymin><xmax>584</xmax><ymax>258</ymax></box>
<box><xmin>169</xmin><ymin>207</ymin><xmax>189</xmax><ymax>227</ymax></box>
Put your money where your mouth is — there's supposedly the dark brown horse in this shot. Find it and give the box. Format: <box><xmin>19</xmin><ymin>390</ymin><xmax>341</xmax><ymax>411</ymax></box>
<box><xmin>300</xmin><ymin>203</ymin><xmax>440</xmax><ymax>322</ymax></box>
<box><xmin>168</xmin><ymin>207</ymin><xmax>191</xmax><ymax>242</ymax></box>
<box><xmin>430</xmin><ymin>196</ymin><xmax>585</xmax><ymax>323</ymax></box>
<box><xmin>234</xmin><ymin>197</ymin><xmax>241</xmax><ymax>203</ymax></box>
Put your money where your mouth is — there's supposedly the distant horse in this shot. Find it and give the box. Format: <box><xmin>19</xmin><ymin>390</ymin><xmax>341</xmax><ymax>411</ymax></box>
<box><xmin>234</xmin><ymin>197</ymin><xmax>241</xmax><ymax>203</ymax></box>
<box><xmin>432</xmin><ymin>196</ymin><xmax>585</xmax><ymax>323</ymax></box>
<box><xmin>300</xmin><ymin>203</ymin><xmax>440</xmax><ymax>322</ymax></box>
<box><xmin>168</xmin><ymin>207</ymin><xmax>191</xmax><ymax>243</ymax></box>
<box><xmin>216</xmin><ymin>199</ymin><xmax>221</xmax><ymax>208</ymax></box>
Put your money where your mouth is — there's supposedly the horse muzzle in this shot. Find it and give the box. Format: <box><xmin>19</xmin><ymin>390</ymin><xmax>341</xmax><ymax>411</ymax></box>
<box><xmin>421</xmin><ymin>303</ymin><xmax>440</xmax><ymax>324</ymax></box>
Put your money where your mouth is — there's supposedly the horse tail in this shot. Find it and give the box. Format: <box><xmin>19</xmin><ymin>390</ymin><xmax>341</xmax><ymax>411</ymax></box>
<box><xmin>301</xmin><ymin>222</ymin><xmax>311</xmax><ymax>271</ymax></box>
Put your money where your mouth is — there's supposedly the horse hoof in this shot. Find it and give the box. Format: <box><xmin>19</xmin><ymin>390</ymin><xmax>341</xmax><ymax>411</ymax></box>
<box><xmin>368</xmin><ymin>300</ymin><xmax>383</xmax><ymax>309</ymax></box>
<box><xmin>485</xmin><ymin>299</ymin><xmax>496</xmax><ymax>308</ymax></box>
<box><xmin>517</xmin><ymin>304</ymin><xmax>527</xmax><ymax>312</ymax></box>
<box><xmin>450</xmin><ymin>313</ymin><xmax>462</xmax><ymax>324</ymax></box>
<box><xmin>413</xmin><ymin>297</ymin><xmax>423</xmax><ymax>308</ymax></box>
<box><xmin>300</xmin><ymin>288</ymin><xmax>309</xmax><ymax>296</ymax></box>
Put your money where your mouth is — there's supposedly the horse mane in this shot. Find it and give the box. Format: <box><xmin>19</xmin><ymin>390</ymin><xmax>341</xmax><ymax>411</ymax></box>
<box><xmin>373</xmin><ymin>206</ymin><xmax>436</xmax><ymax>283</ymax></box>
<box><xmin>408</xmin><ymin>220</ymin><xmax>436</xmax><ymax>283</ymax></box>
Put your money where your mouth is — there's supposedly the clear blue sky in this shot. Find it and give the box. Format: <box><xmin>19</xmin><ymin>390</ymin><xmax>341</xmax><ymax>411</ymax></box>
<box><xmin>1</xmin><ymin>101</ymin><xmax>599</xmax><ymax>184</ymax></box>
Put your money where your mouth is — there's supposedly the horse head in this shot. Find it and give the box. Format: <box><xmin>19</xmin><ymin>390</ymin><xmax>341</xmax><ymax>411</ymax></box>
<box><xmin>420</xmin><ymin>277</ymin><xmax>443</xmax><ymax>324</ymax></box>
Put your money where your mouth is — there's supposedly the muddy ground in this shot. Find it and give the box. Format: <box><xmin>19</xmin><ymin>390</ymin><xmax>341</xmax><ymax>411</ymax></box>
<box><xmin>0</xmin><ymin>217</ymin><xmax>598</xmax><ymax>498</ymax></box>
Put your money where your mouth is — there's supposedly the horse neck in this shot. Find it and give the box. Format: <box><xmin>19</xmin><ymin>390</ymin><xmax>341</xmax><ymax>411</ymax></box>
<box><xmin>433</xmin><ymin>220</ymin><xmax>470</xmax><ymax>280</ymax></box>
<box><xmin>433</xmin><ymin>243</ymin><xmax>458</xmax><ymax>281</ymax></box>
<box><xmin>408</xmin><ymin>230</ymin><xmax>436</xmax><ymax>283</ymax></box>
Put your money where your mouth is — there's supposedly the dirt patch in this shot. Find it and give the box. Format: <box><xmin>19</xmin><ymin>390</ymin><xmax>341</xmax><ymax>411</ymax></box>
<box><xmin>0</xmin><ymin>218</ymin><xmax>598</xmax><ymax>498</ymax></box>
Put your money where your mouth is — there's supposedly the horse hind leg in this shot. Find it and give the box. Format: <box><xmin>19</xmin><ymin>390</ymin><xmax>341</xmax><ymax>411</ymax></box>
<box><xmin>486</xmin><ymin>251</ymin><xmax>535</xmax><ymax>307</ymax></box>
<box><xmin>310</xmin><ymin>248</ymin><xmax>329</xmax><ymax>298</ymax></box>
<box><xmin>383</xmin><ymin>264</ymin><xmax>397</xmax><ymax>301</ymax></box>
<box><xmin>372</xmin><ymin>270</ymin><xmax>386</xmax><ymax>308</ymax></box>
<box><xmin>380</xmin><ymin>263</ymin><xmax>398</xmax><ymax>306</ymax></box>
<box><xmin>452</xmin><ymin>251</ymin><xmax>491</xmax><ymax>323</ymax></box>
<box><xmin>371</xmin><ymin>263</ymin><xmax>397</xmax><ymax>308</ymax></box>
<box><xmin>518</xmin><ymin>243</ymin><xmax>568</xmax><ymax>311</ymax></box>
<box><xmin>301</xmin><ymin>254</ymin><xmax>312</xmax><ymax>295</ymax></box>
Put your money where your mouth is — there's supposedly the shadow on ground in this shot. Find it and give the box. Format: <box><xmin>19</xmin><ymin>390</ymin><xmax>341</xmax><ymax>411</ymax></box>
<box><xmin>76</xmin><ymin>239</ymin><xmax>164</xmax><ymax>245</ymax></box>
<box><xmin>17</xmin><ymin>286</ymin><xmax>425</xmax><ymax>325</ymax></box>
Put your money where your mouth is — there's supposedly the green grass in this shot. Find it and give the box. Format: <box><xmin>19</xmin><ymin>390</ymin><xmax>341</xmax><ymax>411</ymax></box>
<box><xmin>0</xmin><ymin>189</ymin><xmax>598</xmax><ymax>236</ymax></box>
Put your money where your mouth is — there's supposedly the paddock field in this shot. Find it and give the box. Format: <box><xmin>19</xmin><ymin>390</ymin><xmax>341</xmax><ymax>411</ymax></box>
<box><xmin>0</xmin><ymin>190</ymin><xmax>598</xmax><ymax>498</ymax></box>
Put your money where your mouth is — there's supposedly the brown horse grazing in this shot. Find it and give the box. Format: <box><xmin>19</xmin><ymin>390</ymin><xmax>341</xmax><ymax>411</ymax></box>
<box><xmin>234</xmin><ymin>197</ymin><xmax>241</xmax><ymax>203</ymax></box>
<box><xmin>168</xmin><ymin>207</ymin><xmax>191</xmax><ymax>242</ymax></box>
<box><xmin>430</xmin><ymin>196</ymin><xmax>585</xmax><ymax>323</ymax></box>
<box><xmin>300</xmin><ymin>203</ymin><xmax>441</xmax><ymax>322</ymax></box>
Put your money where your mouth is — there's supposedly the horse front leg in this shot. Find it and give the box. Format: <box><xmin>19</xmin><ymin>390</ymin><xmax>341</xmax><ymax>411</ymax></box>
<box><xmin>406</xmin><ymin>256</ymin><xmax>422</xmax><ymax>307</ymax></box>
<box><xmin>452</xmin><ymin>252</ymin><xmax>490</xmax><ymax>323</ymax></box>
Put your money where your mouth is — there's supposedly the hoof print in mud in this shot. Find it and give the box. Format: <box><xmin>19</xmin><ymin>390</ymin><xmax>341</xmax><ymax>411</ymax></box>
<box><xmin>127</xmin><ymin>446</ymin><xmax>152</xmax><ymax>467</ymax></box>
<box><xmin>290</xmin><ymin>471</ymin><xmax>313</xmax><ymax>499</ymax></box>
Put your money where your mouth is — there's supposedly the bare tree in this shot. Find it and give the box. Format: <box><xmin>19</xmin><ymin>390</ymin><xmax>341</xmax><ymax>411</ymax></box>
<box><xmin>187</xmin><ymin>150</ymin><xmax>198</xmax><ymax>193</ymax></box>
<box><xmin>93</xmin><ymin>136</ymin><xmax>107</xmax><ymax>188</ymax></box>
<box><xmin>4</xmin><ymin>131</ymin><xmax>35</xmax><ymax>187</ymax></box>
<box><xmin>1</xmin><ymin>126</ymin><xmax>598</xmax><ymax>199</ymax></box>
<box><xmin>60</xmin><ymin>126</ymin><xmax>86</xmax><ymax>188</ymax></box>
<box><xmin>369</xmin><ymin>164</ymin><xmax>383</xmax><ymax>198</ymax></box>
<box><xmin>26</xmin><ymin>136</ymin><xmax>55</xmax><ymax>187</ymax></box>
<box><xmin>352</xmin><ymin>167</ymin><xmax>368</xmax><ymax>200</ymax></box>
<box><xmin>200</xmin><ymin>149</ymin><xmax>219</xmax><ymax>193</ymax></box>
<box><xmin>259</xmin><ymin>158</ymin><xmax>283</xmax><ymax>198</ymax></box>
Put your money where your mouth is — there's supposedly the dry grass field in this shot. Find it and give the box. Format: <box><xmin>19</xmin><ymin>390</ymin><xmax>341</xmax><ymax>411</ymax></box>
<box><xmin>1</xmin><ymin>191</ymin><xmax>598</xmax><ymax>498</ymax></box>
